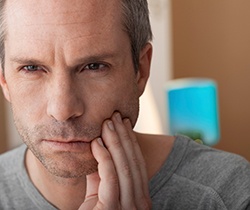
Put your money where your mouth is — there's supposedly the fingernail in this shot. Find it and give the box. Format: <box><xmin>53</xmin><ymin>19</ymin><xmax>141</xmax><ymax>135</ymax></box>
<box><xmin>97</xmin><ymin>138</ymin><xmax>104</xmax><ymax>147</ymax></box>
<box><xmin>115</xmin><ymin>112</ymin><xmax>122</xmax><ymax>123</ymax></box>
<box><xmin>107</xmin><ymin>121</ymin><xmax>115</xmax><ymax>131</ymax></box>
<box><xmin>124</xmin><ymin>118</ymin><xmax>130</xmax><ymax>126</ymax></box>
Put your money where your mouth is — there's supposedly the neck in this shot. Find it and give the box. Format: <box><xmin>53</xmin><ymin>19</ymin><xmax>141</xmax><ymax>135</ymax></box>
<box><xmin>25</xmin><ymin>149</ymin><xmax>86</xmax><ymax>210</ymax></box>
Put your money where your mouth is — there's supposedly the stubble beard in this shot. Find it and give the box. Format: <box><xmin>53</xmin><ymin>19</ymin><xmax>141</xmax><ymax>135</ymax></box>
<box><xmin>13</xmin><ymin>115</ymin><xmax>100</xmax><ymax>178</ymax></box>
<box><xmin>11</xmin><ymin>91</ymin><xmax>140</xmax><ymax>179</ymax></box>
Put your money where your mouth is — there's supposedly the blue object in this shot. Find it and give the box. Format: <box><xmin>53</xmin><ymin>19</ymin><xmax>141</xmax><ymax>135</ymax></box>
<box><xmin>165</xmin><ymin>78</ymin><xmax>220</xmax><ymax>146</ymax></box>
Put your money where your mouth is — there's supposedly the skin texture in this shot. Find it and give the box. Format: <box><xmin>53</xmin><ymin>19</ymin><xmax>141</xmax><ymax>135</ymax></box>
<box><xmin>0</xmin><ymin>0</ymin><xmax>174</xmax><ymax>209</ymax></box>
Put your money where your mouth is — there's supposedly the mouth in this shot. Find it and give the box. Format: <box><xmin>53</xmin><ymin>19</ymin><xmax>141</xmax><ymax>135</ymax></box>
<box><xmin>42</xmin><ymin>139</ymin><xmax>93</xmax><ymax>152</ymax></box>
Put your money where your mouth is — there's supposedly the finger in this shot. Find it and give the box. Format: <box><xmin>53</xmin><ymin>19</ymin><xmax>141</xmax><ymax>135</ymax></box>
<box><xmin>85</xmin><ymin>172</ymin><xmax>99</xmax><ymax>201</ymax></box>
<box><xmin>112</xmin><ymin>113</ymin><xmax>150</xmax><ymax>209</ymax></box>
<box><xmin>111</xmin><ymin>114</ymin><xmax>143</xmax><ymax>203</ymax></box>
<box><xmin>101</xmin><ymin>119</ymin><xmax>135</xmax><ymax>209</ymax></box>
<box><xmin>84</xmin><ymin>138</ymin><xmax>119</xmax><ymax>209</ymax></box>
<box><xmin>124</xmin><ymin>118</ymin><xmax>151</xmax><ymax>207</ymax></box>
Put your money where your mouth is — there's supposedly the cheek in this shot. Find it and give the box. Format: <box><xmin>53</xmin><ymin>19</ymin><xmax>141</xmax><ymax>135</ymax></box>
<box><xmin>118</xmin><ymin>88</ymin><xmax>140</xmax><ymax>125</ymax></box>
<box><xmin>8</xmin><ymin>81</ymin><xmax>46</xmax><ymax>123</ymax></box>
<box><xmin>93</xmin><ymin>80</ymin><xmax>140</xmax><ymax>124</ymax></box>
<box><xmin>85</xmin><ymin>77</ymin><xmax>139</xmax><ymax>119</ymax></box>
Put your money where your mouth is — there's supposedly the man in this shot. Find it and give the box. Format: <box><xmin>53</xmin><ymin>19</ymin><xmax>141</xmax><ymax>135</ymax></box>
<box><xmin>0</xmin><ymin>0</ymin><xmax>249</xmax><ymax>209</ymax></box>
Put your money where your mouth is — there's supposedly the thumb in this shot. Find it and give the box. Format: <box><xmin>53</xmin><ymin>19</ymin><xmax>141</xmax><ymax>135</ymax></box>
<box><xmin>79</xmin><ymin>166</ymin><xmax>100</xmax><ymax>210</ymax></box>
<box><xmin>79</xmin><ymin>139</ymin><xmax>102</xmax><ymax>210</ymax></box>
<box><xmin>85</xmin><ymin>172</ymin><xmax>100</xmax><ymax>200</ymax></box>
<box><xmin>78</xmin><ymin>197</ymin><xmax>98</xmax><ymax>210</ymax></box>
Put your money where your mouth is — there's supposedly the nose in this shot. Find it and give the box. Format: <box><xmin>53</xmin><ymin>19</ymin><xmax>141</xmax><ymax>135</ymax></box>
<box><xmin>47</xmin><ymin>74</ymin><xmax>84</xmax><ymax>122</ymax></box>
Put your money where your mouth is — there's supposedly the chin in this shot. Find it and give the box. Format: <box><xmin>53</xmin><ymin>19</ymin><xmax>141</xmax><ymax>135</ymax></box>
<box><xmin>45</xmin><ymin>159</ymin><xmax>98</xmax><ymax>178</ymax></box>
<box><xmin>36</xmin><ymin>150</ymin><xmax>99</xmax><ymax>178</ymax></box>
<box><xmin>47</xmin><ymin>161</ymin><xmax>98</xmax><ymax>178</ymax></box>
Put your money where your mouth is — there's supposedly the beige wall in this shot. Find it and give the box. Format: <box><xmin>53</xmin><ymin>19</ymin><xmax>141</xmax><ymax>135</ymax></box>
<box><xmin>172</xmin><ymin>0</ymin><xmax>250</xmax><ymax>160</ymax></box>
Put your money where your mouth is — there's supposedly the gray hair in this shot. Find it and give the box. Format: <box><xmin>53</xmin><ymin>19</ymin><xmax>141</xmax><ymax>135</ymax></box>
<box><xmin>121</xmin><ymin>0</ymin><xmax>153</xmax><ymax>71</ymax></box>
<box><xmin>0</xmin><ymin>0</ymin><xmax>152</xmax><ymax>72</ymax></box>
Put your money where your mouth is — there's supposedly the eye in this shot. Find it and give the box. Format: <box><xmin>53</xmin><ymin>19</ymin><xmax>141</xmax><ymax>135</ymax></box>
<box><xmin>84</xmin><ymin>63</ymin><xmax>107</xmax><ymax>71</ymax></box>
<box><xmin>22</xmin><ymin>65</ymin><xmax>43</xmax><ymax>72</ymax></box>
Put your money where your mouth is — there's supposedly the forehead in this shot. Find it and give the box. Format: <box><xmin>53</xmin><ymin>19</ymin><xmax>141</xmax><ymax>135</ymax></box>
<box><xmin>4</xmin><ymin>0</ymin><xmax>123</xmax><ymax>42</ymax></box>
<box><xmin>5</xmin><ymin>0</ymin><xmax>121</xmax><ymax>22</ymax></box>
<box><xmin>3</xmin><ymin>0</ymin><xmax>130</xmax><ymax>64</ymax></box>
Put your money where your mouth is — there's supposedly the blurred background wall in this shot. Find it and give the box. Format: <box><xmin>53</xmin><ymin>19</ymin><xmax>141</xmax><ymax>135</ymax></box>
<box><xmin>0</xmin><ymin>0</ymin><xmax>250</xmax><ymax>161</ymax></box>
<box><xmin>172</xmin><ymin>0</ymin><xmax>250</xmax><ymax>160</ymax></box>
<box><xmin>135</xmin><ymin>0</ymin><xmax>172</xmax><ymax>134</ymax></box>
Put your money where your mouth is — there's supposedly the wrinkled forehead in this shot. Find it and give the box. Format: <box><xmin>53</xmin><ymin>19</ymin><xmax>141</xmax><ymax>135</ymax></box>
<box><xmin>4</xmin><ymin>0</ymin><xmax>123</xmax><ymax>38</ymax></box>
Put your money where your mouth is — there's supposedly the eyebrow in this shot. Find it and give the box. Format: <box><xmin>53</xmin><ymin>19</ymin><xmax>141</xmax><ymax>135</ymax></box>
<box><xmin>73</xmin><ymin>52</ymin><xmax>118</xmax><ymax>65</ymax></box>
<box><xmin>9</xmin><ymin>52</ymin><xmax>119</xmax><ymax>67</ymax></box>
<box><xmin>10</xmin><ymin>57</ymin><xmax>44</xmax><ymax>65</ymax></box>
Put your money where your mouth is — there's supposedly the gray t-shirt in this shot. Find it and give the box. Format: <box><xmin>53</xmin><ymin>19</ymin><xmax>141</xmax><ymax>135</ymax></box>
<box><xmin>0</xmin><ymin>135</ymin><xmax>249</xmax><ymax>210</ymax></box>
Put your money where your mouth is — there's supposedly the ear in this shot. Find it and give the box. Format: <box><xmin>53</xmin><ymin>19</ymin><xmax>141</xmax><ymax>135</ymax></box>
<box><xmin>0</xmin><ymin>67</ymin><xmax>10</xmax><ymax>102</ymax></box>
<box><xmin>136</xmin><ymin>43</ymin><xmax>153</xmax><ymax>96</ymax></box>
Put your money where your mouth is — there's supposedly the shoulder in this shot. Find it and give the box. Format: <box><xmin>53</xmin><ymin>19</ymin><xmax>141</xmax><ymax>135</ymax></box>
<box><xmin>0</xmin><ymin>144</ymin><xmax>26</xmax><ymax>176</ymax></box>
<box><xmin>176</xmin><ymin>135</ymin><xmax>250</xmax><ymax>180</ymax></box>
<box><xmin>178</xmin><ymin>136</ymin><xmax>250</xmax><ymax>208</ymax></box>
<box><xmin>150</xmin><ymin>135</ymin><xmax>250</xmax><ymax>209</ymax></box>
<box><xmin>179</xmin><ymin>135</ymin><xmax>249</xmax><ymax>185</ymax></box>
<box><xmin>0</xmin><ymin>145</ymin><xmax>28</xmax><ymax>207</ymax></box>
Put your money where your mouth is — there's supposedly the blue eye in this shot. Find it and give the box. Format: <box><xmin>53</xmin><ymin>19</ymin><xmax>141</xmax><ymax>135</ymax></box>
<box><xmin>23</xmin><ymin>65</ymin><xmax>42</xmax><ymax>72</ymax></box>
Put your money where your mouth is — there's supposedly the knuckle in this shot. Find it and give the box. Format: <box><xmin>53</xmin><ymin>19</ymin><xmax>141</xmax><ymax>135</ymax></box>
<box><xmin>101</xmin><ymin>153</ymin><xmax>113</xmax><ymax>163</ymax></box>
<box><xmin>110</xmin><ymin>137</ymin><xmax>123</xmax><ymax>150</ymax></box>
<box><xmin>139</xmin><ymin>197</ymin><xmax>151</xmax><ymax>210</ymax></box>
<box><xmin>130</xmin><ymin>205</ymin><xmax>136</xmax><ymax>210</ymax></box>
<box><xmin>108</xmin><ymin>174</ymin><xmax>119</xmax><ymax>185</ymax></box>
<box><xmin>134</xmin><ymin>193</ymin><xmax>151</xmax><ymax>210</ymax></box>
<box><xmin>134</xmin><ymin>156</ymin><xmax>147</xmax><ymax>170</ymax></box>
<box><xmin>95</xmin><ymin>201</ymin><xmax>119</xmax><ymax>210</ymax></box>
<box><xmin>132</xmin><ymin>155</ymin><xmax>140</xmax><ymax>169</ymax></box>
<box><xmin>131</xmin><ymin>137</ymin><xmax>138</xmax><ymax>145</ymax></box>
<box><xmin>93</xmin><ymin>203</ymin><xmax>103</xmax><ymax>210</ymax></box>
<box><xmin>131</xmin><ymin>154</ymin><xmax>138</xmax><ymax>162</ymax></box>
<box><xmin>122</xmin><ymin>132</ymin><xmax>131</xmax><ymax>141</ymax></box>
<box><xmin>121</xmin><ymin>163</ymin><xmax>132</xmax><ymax>178</ymax></box>
<box><xmin>139</xmin><ymin>158</ymin><xmax>147</xmax><ymax>168</ymax></box>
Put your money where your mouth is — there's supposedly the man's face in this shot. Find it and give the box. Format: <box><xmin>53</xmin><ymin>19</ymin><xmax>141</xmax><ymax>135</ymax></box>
<box><xmin>1</xmin><ymin>0</ymin><xmax>149</xmax><ymax>178</ymax></box>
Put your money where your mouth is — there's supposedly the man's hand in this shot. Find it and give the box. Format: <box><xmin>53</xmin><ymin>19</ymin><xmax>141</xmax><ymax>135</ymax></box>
<box><xmin>79</xmin><ymin>112</ymin><xmax>151</xmax><ymax>210</ymax></box>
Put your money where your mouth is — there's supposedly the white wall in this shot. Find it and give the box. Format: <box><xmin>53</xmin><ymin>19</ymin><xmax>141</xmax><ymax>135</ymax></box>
<box><xmin>135</xmin><ymin>0</ymin><xmax>172</xmax><ymax>134</ymax></box>
<box><xmin>5</xmin><ymin>0</ymin><xmax>173</xmax><ymax>149</ymax></box>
